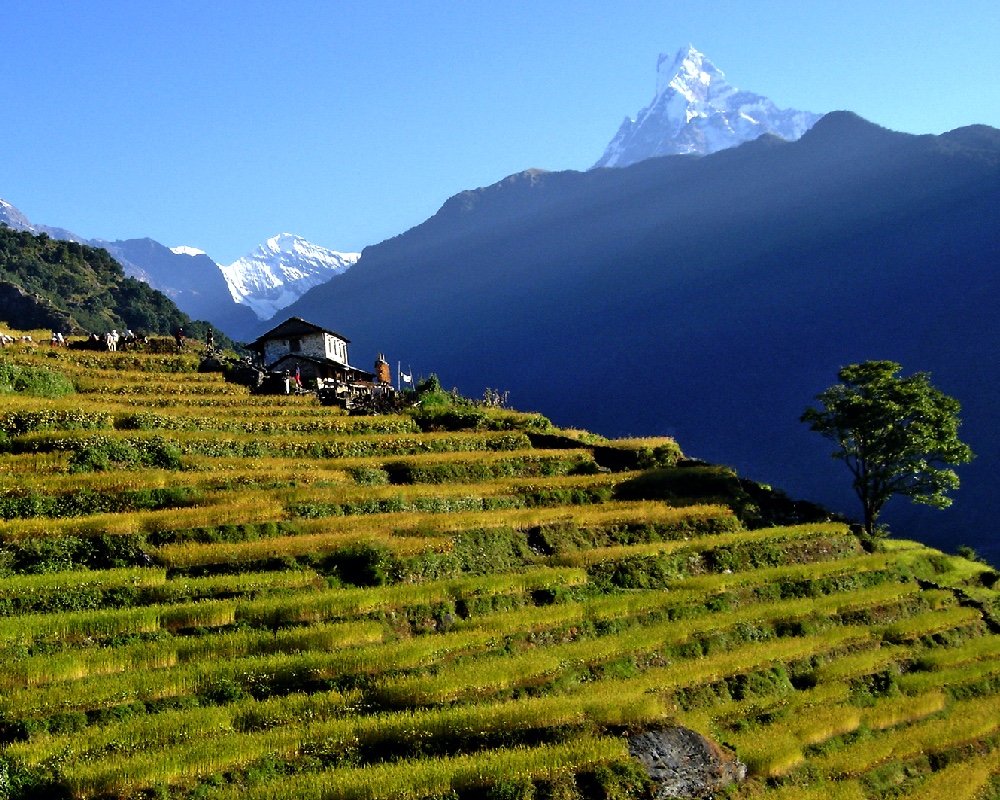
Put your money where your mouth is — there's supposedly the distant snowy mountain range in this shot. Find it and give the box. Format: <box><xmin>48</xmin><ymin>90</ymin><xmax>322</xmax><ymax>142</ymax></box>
<box><xmin>4</xmin><ymin>44</ymin><xmax>821</xmax><ymax>337</ymax></box>
<box><xmin>215</xmin><ymin>234</ymin><xmax>358</xmax><ymax>321</ymax></box>
<box><xmin>594</xmin><ymin>45</ymin><xmax>822</xmax><ymax>168</ymax></box>
<box><xmin>1</xmin><ymin>199</ymin><xmax>357</xmax><ymax>336</ymax></box>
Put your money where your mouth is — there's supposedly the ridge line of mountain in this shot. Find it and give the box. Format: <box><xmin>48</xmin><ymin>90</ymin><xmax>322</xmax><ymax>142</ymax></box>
<box><xmin>269</xmin><ymin>109</ymin><xmax>1000</xmax><ymax>566</ymax></box>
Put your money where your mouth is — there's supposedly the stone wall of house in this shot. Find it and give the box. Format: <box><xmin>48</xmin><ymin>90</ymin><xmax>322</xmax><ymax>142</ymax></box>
<box><xmin>262</xmin><ymin>339</ymin><xmax>288</xmax><ymax>366</ymax></box>
<box><xmin>261</xmin><ymin>331</ymin><xmax>349</xmax><ymax>368</ymax></box>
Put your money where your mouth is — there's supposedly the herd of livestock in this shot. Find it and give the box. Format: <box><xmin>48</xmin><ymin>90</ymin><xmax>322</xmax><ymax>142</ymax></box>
<box><xmin>0</xmin><ymin>329</ymin><xmax>148</xmax><ymax>353</ymax></box>
<box><xmin>0</xmin><ymin>328</ymin><xmax>182</xmax><ymax>352</ymax></box>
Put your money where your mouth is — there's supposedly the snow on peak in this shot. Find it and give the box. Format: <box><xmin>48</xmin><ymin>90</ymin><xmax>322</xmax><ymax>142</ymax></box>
<box><xmin>0</xmin><ymin>198</ymin><xmax>35</xmax><ymax>231</ymax></box>
<box><xmin>657</xmin><ymin>45</ymin><xmax>720</xmax><ymax>98</ymax></box>
<box><xmin>219</xmin><ymin>234</ymin><xmax>360</xmax><ymax>321</ymax></box>
<box><xmin>170</xmin><ymin>245</ymin><xmax>207</xmax><ymax>257</ymax></box>
<box><xmin>261</xmin><ymin>233</ymin><xmax>322</xmax><ymax>258</ymax></box>
<box><xmin>593</xmin><ymin>46</ymin><xmax>822</xmax><ymax>169</ymax></box>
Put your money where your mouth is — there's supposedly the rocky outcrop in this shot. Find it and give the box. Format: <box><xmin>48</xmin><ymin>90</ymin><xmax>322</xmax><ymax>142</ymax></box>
<box><xmin>629</xmin><ymin>727</ymin><xmax>747</xmax><ymax>798</ymax></box>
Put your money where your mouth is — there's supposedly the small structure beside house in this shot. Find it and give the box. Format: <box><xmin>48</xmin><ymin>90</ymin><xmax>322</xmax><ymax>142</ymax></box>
<box><xmin>246</xmin><ymin>317</ymin><xmax>395</xmax><ymax>411</ymax></box>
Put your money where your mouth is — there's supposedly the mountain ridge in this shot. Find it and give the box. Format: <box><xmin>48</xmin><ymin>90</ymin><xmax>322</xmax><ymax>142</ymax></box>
<box><xmin>92</xmin><ymin>237</ymin><xmax>259</xmax><ymax>338</ymax></box>
<box><xmin>277</xmin><ymin>111</ymin><xmax>1000</xmax><ymax>565</ymax></box>
<box><xmin>0</xmin><ymin>199</ymin><xmax>354</xmax><ymax>340</ymax></box>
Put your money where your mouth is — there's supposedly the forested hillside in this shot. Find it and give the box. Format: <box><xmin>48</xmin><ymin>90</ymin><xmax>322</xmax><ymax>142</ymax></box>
<box><xmin>0</xmin><ymin>333</ymin><xmax>998</xmax><ymax>800</ymax></box>
<box><xmin>0</xmin><ymin>227</ymin><xmax>204</xmax><ymax>337</ymax></box>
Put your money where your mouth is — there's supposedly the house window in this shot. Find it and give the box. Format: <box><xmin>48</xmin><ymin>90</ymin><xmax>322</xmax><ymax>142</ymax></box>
<box><xmin>289</xmin><ymin>338</ymin><xmax>301</xmax><ymax>353</ymax></box>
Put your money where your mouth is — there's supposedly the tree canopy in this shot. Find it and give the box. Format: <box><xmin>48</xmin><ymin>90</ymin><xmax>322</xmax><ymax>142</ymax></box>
<box><xmin>801</xmin><ymin>360</ymin><xmax>973</xmax><ymax>537</ymax></box>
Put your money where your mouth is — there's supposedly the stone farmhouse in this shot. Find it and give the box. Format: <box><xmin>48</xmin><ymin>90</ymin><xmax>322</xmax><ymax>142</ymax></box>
<box><xmin>247</xmin><ymin>317</ymin><xmax>377</xmax><ymax>382</ymax></box>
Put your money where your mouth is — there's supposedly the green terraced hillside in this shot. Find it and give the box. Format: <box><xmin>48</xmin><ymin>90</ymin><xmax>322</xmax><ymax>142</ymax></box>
<box><xmin>0</xmin><ymin>333</ymin><xmax>999</xmax><ymax>800</ymax></box>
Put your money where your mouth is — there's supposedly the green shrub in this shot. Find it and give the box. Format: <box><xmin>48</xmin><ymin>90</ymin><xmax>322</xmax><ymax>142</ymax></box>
<box><xmin>586</xmin><ymin>553</ymin><xmax>689</xmax><ymax>590</ymax></box>
<box><xmin>862</xmin><ymin>759</ymin><xmax>916</xmax><ymax>797</ymax></box>
<box><xmin>0</xmin><ymin>360</ymin><xmax>75</xmax><ymax>398</ymax></box>
<box><xmin>535</xmin><ymin>775</ymin><xmax>582</xmax><ymax>800</ymax></box>
<box><xmin>486</xmin><ymin>778</ymin><xmax>536</xmax><ymax>800</ymax></box>
<box><xmin>18</xmin><ymin>430</ymin><xmax>531</xmax><ymax>460</ymax></box>
<box><xmin>581</xmin><ymin>761</ymin><xmax>651</xmax><ymax>800</ymax></box>
<box><xmin>147</xmin><ymin>520</ymin><xmax>290</xmax><ymax>547</ymax></box>
<box><xmin>0</xmin><ymin>754</ymin><xmax>71</xmax><ymax>800</ymax></box>
<box><xmin>7</xmin><ymin>536</ymin><xmax>86</xmax><ymax>574</ymax></box>
<box><xmin>348</xmin><ymin>466</ymin><xmax>391</xmax><ymax>486</ymax></box>
<box><xmin>47</xmin><ymin>712</ymin><xmax>88</xmax><ymax>735</ymax></box>
<box><xmin>199</xmin><ymin>677</ymin><xmax>247</xmax><ymax>704</ymax></box>
<box><xmin>384</xmin><ymin>456</ymin><xmax>589</xmax><ymax>485</ymax></box>
<box><xmin>413</xmin><ymin>407</ymin><xmax>554</xmax><ymax>434</ymax></box>
<box><xmin>593</xmin><ymin>440</ymin><xmax>681</xmax><ymax>471</ymax></box>
<box><xmin>615</xmin><ymin>466</ymin><xmax>742</xmax><ymax>501</ymax></box>
<box><xmin>66</xmin><ymin>435</ymin><xmax>182</xmax><ymax>472</ymax></box>
<box><xmin>0</xmin><ymin>486</ymin><xmax>201</xmax><ymax>521</ymax></box>
<box><xmin>850</xmin><ymin>668</ymin><xmax>900</xmax><ymax>705</ymax></box>
<box><xmin>0</xmin><ymin>409</ymin><xmax>111</xmax><ymax>435</ymax></box>
<box><xmin>614</xmin><ymin>466</ymin><xmax>771</xmax><ymax>524</ymax></box>
<box><xmin>413</xmin><ymin>407</ymin><xmax>492</xmax><ymax>432</ymax></box>
<box><xmin>5</xmin><ymin>534</ymin><xmax>150</xmax><ymax>575</ymax></box>
<box><xmin>403</xmin><ymin>527</ymin><xmax>536</xmax><ymax>582</ymax></box>
<box><xmin>728</xmin><ymin>665</ymin><xmax>794</xmax><ymax>701</ymax></box>
<box><xmin>957</xmin><ymin>545</ymin><xmax>984</xmax><ymax>562</ymax></box>
<box><xmin>416</xmin><ymin>374</ymin><xmax>443</xmax><ymax>395</ymax></box>
<box><xmin>322</xmin><ymin>543</ymin><xmax>400</xmax><ymax>587</ymax></box>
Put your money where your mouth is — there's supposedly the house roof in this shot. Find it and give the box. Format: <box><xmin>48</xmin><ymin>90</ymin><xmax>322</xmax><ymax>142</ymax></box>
<box><xmin>248</xmin><ymin>317</ymin><xmax>351</xmax><ymax>351</ymax></box>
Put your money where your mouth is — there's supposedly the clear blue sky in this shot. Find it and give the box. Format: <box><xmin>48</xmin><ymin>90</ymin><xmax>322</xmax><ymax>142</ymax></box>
<box><xmin>2</xmin><ymin>1</ymin><xmax>997</xmax><ymax>265</ymax></box>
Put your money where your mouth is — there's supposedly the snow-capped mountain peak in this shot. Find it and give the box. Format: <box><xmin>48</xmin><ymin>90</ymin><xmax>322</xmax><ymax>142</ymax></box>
<box><xmin>658</xmin><ymin>45</ymin><xmax>720</xmax><ymax>99</ymax></box>
<box><xmin>219</xmin><ymin>234</ymin><xmax>360</xmax><ymax>321</ymax></box>
<box><xmin>0</xmin><ymin>198</ymin><xmax>34</xmax><ymax>231</ymax></box>
<box><xmin>594</xmin><ymin>46</ymin><xmax>822</xmax><ymax>168</ymax></box>
<box><xmin>170</xmin><ymin>245</ymin><xmax>207</xmax><ymax>257</ymax></box>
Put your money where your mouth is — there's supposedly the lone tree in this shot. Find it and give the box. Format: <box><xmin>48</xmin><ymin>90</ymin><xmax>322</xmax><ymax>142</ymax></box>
<box><xmin>801</xmin><ymin>361</ymin><xmax>973</xmax><ymax>538</ymax></box>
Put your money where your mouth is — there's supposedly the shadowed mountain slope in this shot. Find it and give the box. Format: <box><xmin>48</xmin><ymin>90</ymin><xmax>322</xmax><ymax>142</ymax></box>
<box><xmin>279</xmin><ymin>112</ymin><xmax>1000</xmax><ymax>562</ymax></box>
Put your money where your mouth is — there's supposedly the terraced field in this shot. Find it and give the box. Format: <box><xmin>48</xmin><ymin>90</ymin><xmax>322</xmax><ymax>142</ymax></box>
<box><xmin>1</xmin><ymin>337</ymin><xmax>999</xmax><ymax>800</ymax></box>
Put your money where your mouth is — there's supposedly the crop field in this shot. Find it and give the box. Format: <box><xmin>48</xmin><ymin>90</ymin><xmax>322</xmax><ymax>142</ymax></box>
<box><xmin>1</xmin><ymin>339</ymin><xmax>999</xmax><ymax>800</ymax></box>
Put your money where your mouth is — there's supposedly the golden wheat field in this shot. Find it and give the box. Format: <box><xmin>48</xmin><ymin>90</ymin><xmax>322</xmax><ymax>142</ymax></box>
<box><xmin>0</xmin><ymin>334</ymin><xmax>998</xmax><ymax>800</ymax></box>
